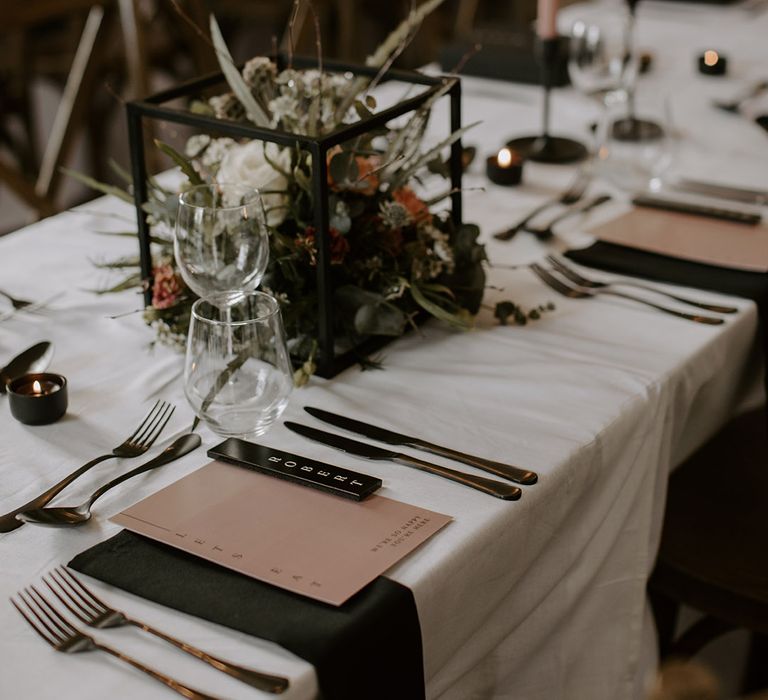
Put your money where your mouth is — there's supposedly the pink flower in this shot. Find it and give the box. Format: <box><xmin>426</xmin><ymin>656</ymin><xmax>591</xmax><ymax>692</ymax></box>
<box><xmin>152</xmin><ymin>265</ymin><xmax>184</xmax><ymax>309</ymax></box>
<box><xmin>299</xmin><ymin>226</ymin><xmax>350</xmax><ymax>265</ymax></box>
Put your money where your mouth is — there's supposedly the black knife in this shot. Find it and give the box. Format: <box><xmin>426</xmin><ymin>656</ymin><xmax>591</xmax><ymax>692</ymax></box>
<box><xmin>304</xmin><ymin>406</ymin><xmax>537</xmax><ymax>485</ymax></box>
<box><xmin>284</xmin><ymin>421</ymin><xmax>521</xmax><ymax>501</ymax></box>
<box><xmin>0</xmin><ymin>341</ymin><xmax>54</xmax><ymax>393</ymax></box>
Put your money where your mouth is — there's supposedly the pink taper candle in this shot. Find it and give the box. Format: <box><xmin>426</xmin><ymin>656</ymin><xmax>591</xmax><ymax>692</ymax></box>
<box><xmin>537</xmin><ymin>0</ymin><xmax>559</xmax><ymax>39</ymax></box>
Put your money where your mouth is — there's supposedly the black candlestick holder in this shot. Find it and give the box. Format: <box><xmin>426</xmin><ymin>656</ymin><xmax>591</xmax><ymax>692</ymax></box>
<box><xmin>506</xmin><ymin>37</ymin><xmax>588</xmax><ymax>164</ymax></box>
<box><xmin>610</xmin><ymin>0</ymin><xmax>663</xmax><ymax>143</ymax></box>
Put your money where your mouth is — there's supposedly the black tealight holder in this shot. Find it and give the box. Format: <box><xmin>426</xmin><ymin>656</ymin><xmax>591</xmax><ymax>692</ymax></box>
<box><xmin>486</xmin><ymin>147</ymin><xmax>524</xmax><ymax>186</ymax></box>
<box><xmin>8</xmin><ymin>373</ymin><xmax>68</xmax><ymax>425</ymax></box>
<box><xmin>506</xmin><ymin>37</ymin><xmax>588</xmax><ymax>164</ymax></box>
<box><xmin>698</xmin><ymin>50</ymin><xmax>727</xmax><ymax>76</ymax></box>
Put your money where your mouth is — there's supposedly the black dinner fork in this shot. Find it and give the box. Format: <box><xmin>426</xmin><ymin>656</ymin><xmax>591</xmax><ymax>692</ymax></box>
<box><xmin>524</xmin><ymin>194</ymin><xmax>612</xmax><ymax>239</ymax></box>
<box><xmin>44</xmin><ymin>567</ymin><xmax>289</xmax><ymax>693</ymax></box>
<box><xmin>0</xmin><ymin>400</ymin><xmax>175</xmax><ymax>532</ymax></box>
<box><xmin>494</xmin><ymin>169</ymin><xmax>592</xmax><ymax>241</ymax></box>
<box><xmin>545</xmin><ymin>255</ymin><xmax>738</xmax><ymax>314</ymax></box>
<box><xmin>530</xmin><ymin>263</ymin><xmax>724</xmax><ymax>325</ymax></box>
<box><xmin>11</xmin><ymin>585</ymin><xmax>221</xmax><ymax>700</ymax></box>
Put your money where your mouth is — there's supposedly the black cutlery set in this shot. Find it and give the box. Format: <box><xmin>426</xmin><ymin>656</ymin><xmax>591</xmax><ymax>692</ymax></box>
<box><xmin>284</xmin><ymin>406</ymin><xmax>537</xmax><ymax>501</ymax></box>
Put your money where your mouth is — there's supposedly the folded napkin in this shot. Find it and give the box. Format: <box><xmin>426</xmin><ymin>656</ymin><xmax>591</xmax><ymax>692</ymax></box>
<box><xmin>567</xmin><ymin>241</ymin><xmax>768</xmax><ymax>306</ymax></box>
<box><xmin>566</xmin><ymin>241</ymin><xmax>768</xmax><ymax>399</ymax></box>
<box><xmin>70</xmin><ymin>531</ymin><xmax>425</xmax><ymax>700</ymax></box>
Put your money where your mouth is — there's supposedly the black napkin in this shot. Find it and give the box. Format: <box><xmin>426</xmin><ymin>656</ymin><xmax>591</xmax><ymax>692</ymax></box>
<box><xmin>566</xmin><ymin>241</ymin><xmax>768</xmax><ymax>399</ymax></box>
<box><xmin>70</xmin><ymin>531</ymin><xmax>425</xmax><ymax>700</ymax></box>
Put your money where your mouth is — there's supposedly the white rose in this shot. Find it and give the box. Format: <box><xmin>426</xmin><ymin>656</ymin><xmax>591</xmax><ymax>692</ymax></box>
<box><xmin>217</xmin><ymin>141</ymin><xmax>291</xmax><ymax>227</ymax></box>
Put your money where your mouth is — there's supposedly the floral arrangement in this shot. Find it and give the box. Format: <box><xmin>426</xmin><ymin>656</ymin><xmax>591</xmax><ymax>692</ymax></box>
<box><xmin>74</xmin><ymin>0</ymin><xmax>548</xmax><ymax>383</ymax></box>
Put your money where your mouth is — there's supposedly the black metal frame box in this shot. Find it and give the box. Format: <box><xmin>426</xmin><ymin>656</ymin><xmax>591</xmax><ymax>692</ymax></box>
<box><xmin>127</xmin><ymin>55</ymin><xmax>463</xmax><ymax>377</ymax></box>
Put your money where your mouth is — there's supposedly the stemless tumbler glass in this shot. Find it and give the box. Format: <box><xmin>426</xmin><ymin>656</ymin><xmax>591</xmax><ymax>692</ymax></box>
<box><xmin>595</xmin><ymin>90</ymin><xmax>675</xmax><ymax>192</ymax></box>
<box><xmin>174</xmin><ymin>184</ymin><xmax>270</xmax><ymax>303</ymax></box>
<box><xmin>184</xmin><ymin>292</ymin><xmax>293</xmax><ymax>437</ymax></box>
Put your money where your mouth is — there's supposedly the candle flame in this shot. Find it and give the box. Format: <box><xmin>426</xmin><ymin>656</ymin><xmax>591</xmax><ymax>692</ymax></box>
<box><xmin>33</xmin><ymin>380</ymin><xmax>42</xmax><ymax>394</ymax></box>
<box><xmin>497</xmin><ymin>148</ymin><xmax>513</xmax><ymax>168</ymax></box>
<box><xmin>704</xmin><ymin>50</ymin><xmax>719</xmax><ymax>67</ymax></box>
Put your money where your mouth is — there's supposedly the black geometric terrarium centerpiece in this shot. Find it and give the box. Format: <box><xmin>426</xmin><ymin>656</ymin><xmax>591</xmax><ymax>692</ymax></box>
<box><xmin>126</xmin><ymin>15</ymin><xmax>486</xmax><ymax>379</ymax></box>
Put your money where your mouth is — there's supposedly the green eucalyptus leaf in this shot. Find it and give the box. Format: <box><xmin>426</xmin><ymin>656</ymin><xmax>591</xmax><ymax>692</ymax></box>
<box><xmin>494</xmin><ymin>301</ymin><xmax>519</xmax><ymax>326</ymax></box>
<box><xmin>354</xmin><ymin>302</ymin><xmax>406</xmax><ymax>336</ymax></box>
<box><xmin>108</xmin><ymin>159</ymin><xmax>133</xmax><ymax>185</ymax></box>
<box><xmin>329</xmin><ymin>150</ymin><xmax>358</xmax><ymax>184</ymax></box>
<box><xmin>335</xmin><ymin>284</ymin><xmax>382</xmax><ymax>311</ymax></box>
<box><xmin>410</xmin><ymin>283</ymin><xmax>470</xmax><ymax>329</ymax></box>
<box><xmin>296</xmin><ymin>165</ymin><xmax>314</xmax><ymax>194</ymax></box>
<box><xmin>60</xmin><ymin>167</ymin><xmax>133</xmax><ymax>203</ymax></box>
<box><xmin>154</xmin><ymin>140</ymin><xmax>204</xmax><ymax>186</ymax></box>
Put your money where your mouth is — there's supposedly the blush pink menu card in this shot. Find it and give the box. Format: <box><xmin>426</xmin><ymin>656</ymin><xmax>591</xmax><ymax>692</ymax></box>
<box><xmin>112</xmin><ymin>460</ymin><xmax>452</xmax><ymax>606</ymax></box>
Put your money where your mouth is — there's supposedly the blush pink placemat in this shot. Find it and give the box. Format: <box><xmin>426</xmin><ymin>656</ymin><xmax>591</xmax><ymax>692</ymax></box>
<box><xmin>588</xmin><ymin>208</ymin><xmax>768</xmax><ymax>272</ymax></box>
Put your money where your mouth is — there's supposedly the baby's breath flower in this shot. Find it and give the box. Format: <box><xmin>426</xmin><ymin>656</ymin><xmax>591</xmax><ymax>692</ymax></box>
<box><xmin>209</xmin><ymin>93</ymin><xmax>245</xmax><ymax>121</ymax></box>
<box><xmin>242</xmin><ymin>57</ymin><xmax>276</xmax><ymax>89</ymax></box>
<box><xmin>199</xmin><ymin>137</ymin><xmax>236</xmax><ymax>169</ymax></box>
<box><xmin>185</xmin><ymin>134</ymin><xmax>211</xmax><ymax>158</ymax></box>
<box><xmin>269</xmin><ymin>95</ymin><xmax>301</xmax><ymax>129</ymax></box>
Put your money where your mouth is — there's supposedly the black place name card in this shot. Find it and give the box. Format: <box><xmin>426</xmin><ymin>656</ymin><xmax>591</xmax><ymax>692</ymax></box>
<box><xmin>208</xmin><ymin>438</ymin><xmax>382</xmax><ymax>501</ymax></box>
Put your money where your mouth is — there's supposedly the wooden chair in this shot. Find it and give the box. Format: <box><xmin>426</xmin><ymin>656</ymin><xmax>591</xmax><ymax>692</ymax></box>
<box><xmin>1</xmin><ymin>1</ymin><xmax>149</xmax><ymax>220</ymax></box>
<box><xmin>649</xmin><ymin>406</ymin><xmax>768</xmax><ymax>693</ymax></box>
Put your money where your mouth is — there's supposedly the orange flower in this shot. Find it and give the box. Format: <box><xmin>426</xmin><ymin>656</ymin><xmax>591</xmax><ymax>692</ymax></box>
<box><xmin>353</xmin><ymin>155</ymin><xmax>380</xmax><ymax>195</ymax></box>
<box><xmin>326</xmin><ymin>146</ymin><xmax>380</xmax><ymax>194</ymax></box>
<box><xmin>392</xmin><ymin>186</ymin><xmax>432</xmax><ymax>225</ymax></box>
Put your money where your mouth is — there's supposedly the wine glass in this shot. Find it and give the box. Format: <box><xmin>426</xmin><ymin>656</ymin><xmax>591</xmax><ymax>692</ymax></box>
<box><xmin>568</xmin><ymin>16</ymin><xmax>634</xmax><ymax>105</ymax></box>
<box><xmin>174</xmin><ymin>184</ymin><xmax>270</xmax><ymax>305</ymax></box>
<box><xmin>184</xmin><ymin>291</ymin><xmax>293</xmax><ymax>437</ymax></box>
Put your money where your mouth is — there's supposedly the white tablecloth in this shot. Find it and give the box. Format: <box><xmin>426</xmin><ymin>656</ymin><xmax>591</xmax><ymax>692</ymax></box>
<box><xmin>1</xmin><ymin>3</ymin><xmax>767</xmax><ymax>699</ymax></box>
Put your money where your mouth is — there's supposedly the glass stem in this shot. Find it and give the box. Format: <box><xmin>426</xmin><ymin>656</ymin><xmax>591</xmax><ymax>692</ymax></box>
<box><xmin>224</xmin><ymin>304</ymin><xmax>235</xmax><ymax>359</ymax></box>
<box><xmin>538</xmin><ymin>37</ymin><xmax>558</xmax><ymax>140</ymax></box>
<box><xmin>624</xmin><ymin>8</ymin><xmax>637</xmax><ymax>123</ymax></box>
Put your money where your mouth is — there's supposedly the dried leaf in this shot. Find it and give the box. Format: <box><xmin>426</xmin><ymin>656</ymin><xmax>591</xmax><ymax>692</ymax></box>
<box><xmin>391</xmin><ymin>121</ymin><xmax>480</xmax><ymax>189</ymax></box>
<box><xmin>335</xmin><ymin>0</ymin><xmax>447</xmax><ymax>119</ymax></box>
<box><xmin>209</xmin><ymin>15</ymin><xmax>270</xmax><ymax>127</ymax></box>
<box><xmin>60</xmin><ymin>167</ymin><xmax>133</xmax><ymax>204</ymax></box>
<box><xmin>91</xmin><ymin>272</ymin><xmax>143</xmax><ymax>294</ymax></box>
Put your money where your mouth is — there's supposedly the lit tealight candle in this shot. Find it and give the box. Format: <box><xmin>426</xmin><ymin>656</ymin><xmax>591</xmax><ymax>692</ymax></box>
<box><xmin>17</xmin><ymin>378</ymin><xmax>61</xmax><ymax>396</ymax></box>
<box><xmin>486</xmin><ymin>147</ymin><xmax>524</xmax><ymax>186</ymax></box>
<box><xmin>497</xmin><ymin>148</ymin><xmax>513</xmax><ymax>168</ymax></box>
<box><xmin>8</xmin><ymin>372</ymin><xmax>68</xmax><ymax>425</ymax></box>
<box><xmin>698</xmin><ymin>49</ymin><xmax>727</xmax><ymax>76</ymax></box>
